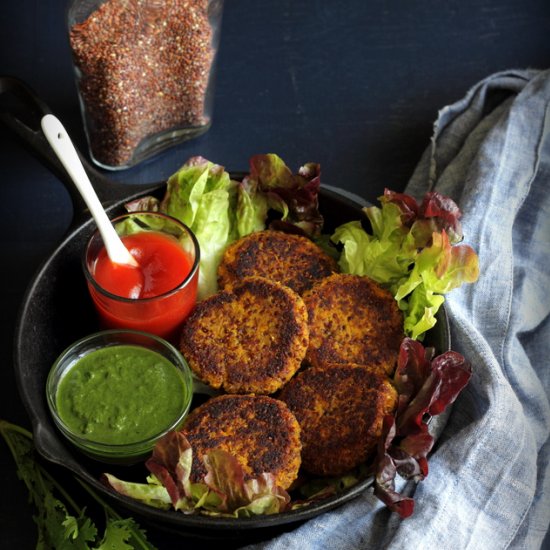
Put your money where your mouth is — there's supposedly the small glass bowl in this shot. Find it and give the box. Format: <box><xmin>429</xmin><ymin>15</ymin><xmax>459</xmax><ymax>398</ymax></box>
<box><xmin>46</xmin><ymin>329</ymin><xmax>194</xmax><ymax>464</ymax></box>
<box><xmin>83</xmin><ymin>211</ymin><xmax>200</xmax><ymax>344</ymax></box>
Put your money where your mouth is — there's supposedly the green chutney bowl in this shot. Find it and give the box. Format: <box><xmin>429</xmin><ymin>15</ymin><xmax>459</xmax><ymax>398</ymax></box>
<box><xmin>46</xmin><ymin>329</ymin><xmax>194</xmax><ymax>464</ymax></box>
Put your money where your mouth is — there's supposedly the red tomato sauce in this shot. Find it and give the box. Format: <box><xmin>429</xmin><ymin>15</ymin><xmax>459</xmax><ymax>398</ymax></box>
<box><xmin>88</xmin><ymin>231</ymin><xmax>198</xmax><ymax>341</ymax></box>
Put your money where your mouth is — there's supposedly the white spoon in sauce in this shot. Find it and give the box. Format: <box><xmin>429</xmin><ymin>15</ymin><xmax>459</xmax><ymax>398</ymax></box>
<box><xmin>41</xmin><ymin>114</ymin><xmax>138</xmax><ymax>269</ymax></box>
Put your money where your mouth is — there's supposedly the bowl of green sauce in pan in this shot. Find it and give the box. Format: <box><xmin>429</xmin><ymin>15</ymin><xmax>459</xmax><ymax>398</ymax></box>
<box><xmin>46</xmin><ymin>329</ymin><xmax>194</xmax><ymax>464</ymax></box>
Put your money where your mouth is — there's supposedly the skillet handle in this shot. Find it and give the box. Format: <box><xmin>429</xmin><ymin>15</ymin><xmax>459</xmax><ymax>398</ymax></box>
<box><xmin>0</xmin><ymin>76</ymin><xmax>150</xmax><ymax>225</ymax></box>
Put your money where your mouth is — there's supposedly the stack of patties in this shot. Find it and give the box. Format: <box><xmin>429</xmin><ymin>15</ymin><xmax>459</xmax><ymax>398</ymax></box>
<box><xmin>178</xmin><ymin>229</ymin><xmax>402</xmax><ymax>488</ymax></box>
<box><xmin>292</xmin><ymin>272</ymin><xmax>402</xmax><ymax>475</ymax></box>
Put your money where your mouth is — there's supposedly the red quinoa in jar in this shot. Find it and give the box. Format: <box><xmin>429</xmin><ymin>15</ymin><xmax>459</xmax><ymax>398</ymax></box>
<box><xmin>68</xmin><ymin>0</ymin><xmax>224</xmax><ymax>169</ymax></box>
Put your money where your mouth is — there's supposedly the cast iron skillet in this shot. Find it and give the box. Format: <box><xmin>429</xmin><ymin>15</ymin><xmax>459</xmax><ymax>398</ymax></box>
<box><xmin>1</xmin><ymin>76</ymin><xmax>450</xmax><ymax>543</ymax></box>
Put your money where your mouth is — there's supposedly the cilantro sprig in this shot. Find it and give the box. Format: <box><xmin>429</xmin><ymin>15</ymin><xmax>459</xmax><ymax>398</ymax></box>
<box><xmin>0</xmin><ymin>419</ymin><xmax>156</xmax><ymax>550</ymax></box>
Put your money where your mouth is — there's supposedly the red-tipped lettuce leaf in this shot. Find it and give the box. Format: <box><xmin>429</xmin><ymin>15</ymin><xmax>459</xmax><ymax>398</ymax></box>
<box><xmin>380</xmin><ymin>189</ymin><xmax>420</xmax><ymax>227</ymax></box>
<box><xmin>396</xmin><ymin>349</ymin><xmax>472</xmax><ymax>435</ymax></box>
<box><xmin>104</xmin><ymin>431</ymin><xmax>290</xmax><ymax>517</ymax></box>
<box><xmin>246</xmin><ymin>154</ymin><xmax>324</xmax><ymax>237</ymax></box>
<box><xmin>419</xmin><ymin>191</ymin><xmax>463</xmax><ymax>244</ymax></box>
<box><xmin>373</xmin><ymin>339</ymin><xmax>472</xmax><ymax>517</ymax></box>
<box><xmin>203</xmin><ymin>450</ymin><xmax>249</xmax><ymax>511</ymax></box>
<box><xmin>373</xmin><ymin>415</ymin><xmax>415</xmax><ymax>518</ymax></box>
<box><xmin>145</xmin><ymin>431</ymin><xmax>194</xmax><ymax>509</ymax></box>
<box><xmin>332</xmin><ymin>188</ymin><xmax>479</xmax><ymax>340</ymax></box>
<box><xmin>202</xmin><ymin>450</ymin><xmax>291</xmax><ymax>515</ymax></box>
<box><xmin>427</xmin><ymin>351</ymin><xmax>474</xmax><ymax>416</ymax></box>
<box><xmin>393</xmin><ymin>337</ymin><xmax>435</xmax><ymax>415</ymax></box>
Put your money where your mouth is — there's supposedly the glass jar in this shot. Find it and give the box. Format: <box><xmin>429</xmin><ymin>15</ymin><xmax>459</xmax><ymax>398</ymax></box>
<box><xmin>67</xmin><ymin>0</ymin><xmax>224</xmax><ymax>170</ymax></box>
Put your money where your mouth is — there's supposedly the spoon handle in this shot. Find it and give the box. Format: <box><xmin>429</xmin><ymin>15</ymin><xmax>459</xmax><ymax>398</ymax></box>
<box><xmin>41</xmin><ymin>114</ymin><xmax>137</xmax><ymax>266</ymax></box>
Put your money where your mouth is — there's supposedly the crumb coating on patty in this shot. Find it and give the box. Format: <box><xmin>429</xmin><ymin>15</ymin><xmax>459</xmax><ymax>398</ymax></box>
<box><xmin>303</xmin><ymin>273</ymin><xmax>403</xmax><ymax>374</ymax></box>
<box><xmin>278</xmin><ymin>363</ymin><xmax>397</xmax><ymax>476</ymax></box>
<box><xmin>181</xmin><ymin>394</ymin><xmax>302</xmax><ymax>490</ymax></box>
<box><xmin>180</xmin><ymin>276</ymin><xmax>309</xmax><ymax>394</ymax></box>
<box><xmin>217</xmin><ymin>230</ymin><xmax>339</xmax><ymax>295</ymax></box>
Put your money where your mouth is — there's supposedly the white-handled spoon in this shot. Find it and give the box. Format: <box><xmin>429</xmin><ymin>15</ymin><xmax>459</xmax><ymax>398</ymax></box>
<box><xmin>41</xmin><ymin>114</ymin><xmax>138</xmax><ymax>267</ymax></box>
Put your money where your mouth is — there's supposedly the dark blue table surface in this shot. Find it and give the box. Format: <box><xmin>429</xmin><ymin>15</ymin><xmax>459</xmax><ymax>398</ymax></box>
<box><xmin>1</xmin><ymin>1</ymin><xmax>549</xmax><ymax>548</ymax></box>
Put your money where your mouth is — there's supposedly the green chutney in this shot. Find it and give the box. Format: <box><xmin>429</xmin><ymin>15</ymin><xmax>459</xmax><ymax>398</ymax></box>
<box><xmin>56</xmin><ymin>345</ymin><xmax>190</xmax><ymax>445</ymax></box>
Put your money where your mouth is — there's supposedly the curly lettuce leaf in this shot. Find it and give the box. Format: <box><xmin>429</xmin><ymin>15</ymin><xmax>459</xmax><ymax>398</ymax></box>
<box><xmin>401</xmin><ymin>284</ymin><xmax>445</xmax><ymax>340</ymax></box>
<box><xmin>159</xmin><ymin>157</ymin><xmax>235</xmax><ymax>299</ymax></box>
<box><xmin>394</xmin><ymin>230</ymin><xmax>479</xmax><ymax>338</ymax></box>
<box><xmin>382</xmin><ymin>189</ymin><xmax>463</xmax><ymax>244</ymax></box>
<box><xmin>247</xmin><ymin>154</ymin><xmax>324</xmax><ymax>237</ymax></box>
<box><xmin>332</xmin><ymin>217</ymin><xmax>412</xmax><ymax>285</ymax></box>
<box><xmin>373</xmin><ymin>416</ymin><xmax>415</xmax><ymax>518</ymax></box>
<box><xmin>418</xmin><ymin>191</ymin><xmax>463</xmax><ymax>244</ymax></box>
<box><xmin>332</xmin><ymin>199</ymin><xmax>420</xmax><ymax>288</ymax></box>
<box><xmin>392</xmin><ymin>338</ymin><xmax>435</xmax><ymax>416</ymax></box>
<box><xmin>203</xmin><ymin>450</ymin><xmax>290</xmax><ymax>516</ymax></box>
<box><xmin>332</xmin><ymin>188</ymin><xmax>479</xmax><ymax>339</ymax></box>
<box><xmin>235</xmin><ymin>177</ymin><xmax>269</xmax><ymax>238</ymax></box>
<box><xmin>103</xmin><ymin>432</ymin><xmax>290</xmax><ymax>517</ymax></box>
<box><xmin>161</xmin><ymin>157</ymin><xmax>232</xmax><ymax>226</ymax></box>
<box><xmin>395</xmin><ymin>230</ymin><xmax>479</xmax><ymax>299</ymax></box>
<box><xmin>101</xmin><ymin>474</ymin><xmax>172</xmax><ymax>510</ymax></box>
<box><xmin>248</xmin><ymin>153</ymin><xmax>295</xmax><ymax>188</ymax></box>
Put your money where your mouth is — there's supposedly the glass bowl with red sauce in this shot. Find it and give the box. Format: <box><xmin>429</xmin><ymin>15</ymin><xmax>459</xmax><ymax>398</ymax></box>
<box><xmin>83</xmin><ymin>211</ymin><xmax>200</xmax><ymax>343</ymax></box>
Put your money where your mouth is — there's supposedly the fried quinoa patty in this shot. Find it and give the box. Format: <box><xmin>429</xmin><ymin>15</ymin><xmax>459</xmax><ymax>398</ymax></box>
<box><xmin>217</xmin><ymin>230</ymin><xmax>339</xmax><ymax>295</ymax></box>
<box><xmin>181</xmin><ymin>394</ymin><xmax>302</xmax><ymax>490</ymax></box>
<box><xmin>278</xmin><ymin>363</ymin><xmax>397</xmax><ymax>476</ymax></box>
<box><xmin>303</xmin><ymin>273</ymin><xmax>403</xmax><ymax>374</ymax></box>
<box><xmin>179</xmin><ymin>276</ymin><xmax>309</xmax><ymax>394</ymax></box>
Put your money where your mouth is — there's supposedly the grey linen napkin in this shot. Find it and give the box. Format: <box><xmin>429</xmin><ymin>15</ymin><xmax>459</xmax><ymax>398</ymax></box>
<box><xmin>247</xmin><ymin>68</ymin><xmax>550</xmax><ymax>550</ymax></box>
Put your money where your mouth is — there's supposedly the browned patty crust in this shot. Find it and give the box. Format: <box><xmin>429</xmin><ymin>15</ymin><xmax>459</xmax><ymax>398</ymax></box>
<box><xmin>217</xmin><ymin>230</ymin><xmax>339</xmax><ymax>295</ymax></box>
<box><xmin>181</xmin><ymin>394</ymin><xmax>302</xmax><ymax>490</ymax></box>
<box><xmin>278</xmin><ymin>363</ymin><xmax>397</xmax><ymax>476</ymax></box>
<box><xmin>180</xmin><ymin>276</ymin><xmax>309</xmax><ymax>394</ymax></box>
<box><xmin>303</xmin><ymin>273</ymin><xmax>403</xmax><ymax>374</ymax></box>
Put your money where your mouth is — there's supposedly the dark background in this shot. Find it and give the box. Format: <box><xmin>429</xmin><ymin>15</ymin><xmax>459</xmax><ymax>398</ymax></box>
<box><xmin>1</xmin><ymin>1</ymin><xmax>549</xmax><ymax>547</ymax></box>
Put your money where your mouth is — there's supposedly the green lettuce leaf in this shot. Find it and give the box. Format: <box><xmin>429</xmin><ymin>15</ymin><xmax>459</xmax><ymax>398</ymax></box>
<box><xmin>395</xmin><ymin>231</ymin><xmax>480</xmax><ymax>300</ymax></box>
<box><xmin>331</xmin><ymin>189</ymin><xmax>479</xmax><ymax>339</ymax></box>
<box><xmin>331</xmin><ymin>217</ymin><xmax>412</xmax><ymax>285</ymax></box>
<box><xmin>235</xmin><ymin>177</ymin><xmax>269</xmax><ymax>238</ymax></box>
<box><xmin>101</xmin><ymin>474</ymin><xmax>172</xmax><ymax>510</ymax></box>
<box><xmin>401</xmin><ymin>284</ymin><xmax>445</xmax><ymax>340</ymax></box>
<box><xmin>160</xmin><ymin>157</ymin><xmax>236</xmax><ymax>299</ymax></box>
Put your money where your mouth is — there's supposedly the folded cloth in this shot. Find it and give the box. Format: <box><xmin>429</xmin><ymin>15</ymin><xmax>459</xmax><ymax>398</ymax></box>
<box><xmin>246</xmin><ymin>69</ymin><xmax>550</xmax><ymax>550</ymax></box>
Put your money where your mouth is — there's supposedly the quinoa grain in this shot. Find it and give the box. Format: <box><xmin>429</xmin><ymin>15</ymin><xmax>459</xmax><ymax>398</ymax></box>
<box><xmin>70</xmin><ymin>0</ymin><xmax>217</xmax><ymax>167</ymax></box>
